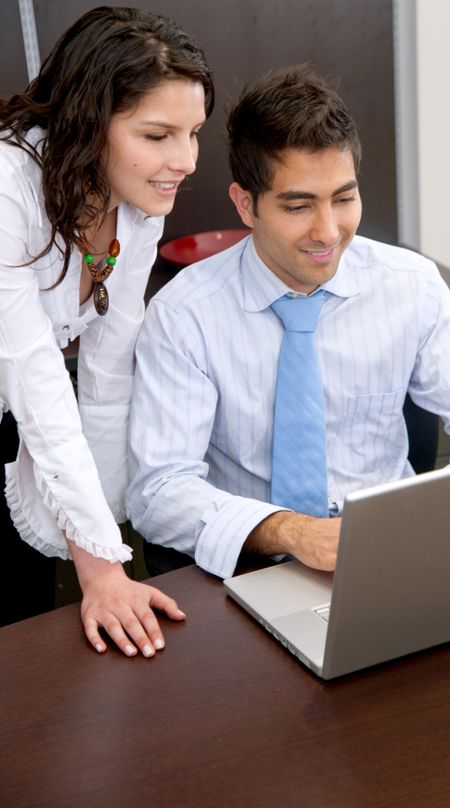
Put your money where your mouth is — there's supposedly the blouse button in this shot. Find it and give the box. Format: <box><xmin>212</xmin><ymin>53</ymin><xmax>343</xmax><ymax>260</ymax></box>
<box><xmin>62</xmin><ymin>325</ymin><xmax>70</xmax><ymax>332</ymax></box>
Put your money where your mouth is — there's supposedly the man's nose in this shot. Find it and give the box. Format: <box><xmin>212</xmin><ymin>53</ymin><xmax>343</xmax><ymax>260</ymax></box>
<box><xmin>309</xmin><ymin>206</ymin><xmax>339</xmax><ymax>244</ymax></box>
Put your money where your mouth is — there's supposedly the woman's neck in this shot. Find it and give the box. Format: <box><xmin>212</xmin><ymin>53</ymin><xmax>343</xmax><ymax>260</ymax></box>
<box><xmin>82</xmin><ymin>207</ymin><xmax>117</xmax><ymax>256</ymax></box>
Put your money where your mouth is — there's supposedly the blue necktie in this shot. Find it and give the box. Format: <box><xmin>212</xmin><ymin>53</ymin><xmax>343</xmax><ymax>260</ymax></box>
<box><xmin>270</xmin><ymin>290</ymin><xmax>328</xmax><ymax>516</ymax></box>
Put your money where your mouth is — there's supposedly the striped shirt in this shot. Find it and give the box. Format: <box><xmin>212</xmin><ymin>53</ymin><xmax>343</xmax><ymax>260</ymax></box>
<box><xmin>127</xmin><ymin>235</ymin><xmax>450</xmax><ymax>579</ymax></box>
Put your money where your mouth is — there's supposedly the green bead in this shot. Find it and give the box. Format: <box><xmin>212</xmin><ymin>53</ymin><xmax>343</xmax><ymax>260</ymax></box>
<box><xmin>106</xmin><ymin>256</ymin><xmax>116</xmax><ymax>266</ymax></box>
<box><xmin>84</xmin><ymin>253</ymin><xmax>94</xmax><ymax>264</ymax></box>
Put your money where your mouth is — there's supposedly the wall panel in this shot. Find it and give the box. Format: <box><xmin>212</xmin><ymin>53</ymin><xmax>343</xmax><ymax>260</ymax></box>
<box><xmin>0</xmin><ymin>0</ymin><xmax>29</xmax><ymax>95</ymax></box>
<box><xmin>4</xmin><ymin>0</ymin><xmax>397</xmax><ymax>244</ymax></box>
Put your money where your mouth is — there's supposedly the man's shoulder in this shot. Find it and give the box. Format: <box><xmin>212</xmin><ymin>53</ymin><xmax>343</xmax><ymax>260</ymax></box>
<box><xmin>348</xmin><ymin>235</ymin><xmax>438</xmax><ymax>277</ymax></box>
<box><xmin>153</xmin><ymin>236</ymin><xmax>249</xmax><ymax>312</ymax></box>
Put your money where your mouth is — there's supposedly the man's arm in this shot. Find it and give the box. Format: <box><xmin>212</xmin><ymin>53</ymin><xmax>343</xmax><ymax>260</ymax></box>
<box><xmin>127</xmin><ymin>298</ymin><xmax>286</xmax><ymax>579</ymax></box>
<box><xmin>244</xmin><ymin>511</ymin><xmax>340</xmax><ymax>571</ymax></box>
<box><xmin>407</xmin><ymin>264</ymin><xmax>450</xmax><ymax>431</ymax></box>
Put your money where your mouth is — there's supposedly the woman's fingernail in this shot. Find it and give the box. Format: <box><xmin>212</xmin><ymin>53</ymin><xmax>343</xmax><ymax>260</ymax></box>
<box><xmin>143</xmin><ymin>644</ymin><xmax>154</xmax><ymax>657</ymax></box>
<box><xmin>154</xmin><ymin>638</ymin><xmax>164</xmax><ymax>650</ymax></box>
<box><xmin>177</xmin><ymin>610</ymin><xmax>187</xmax><ymax>618</ymax></box>
<box><xmin>125</xmin><ymin>645</ymin><xmax>135</xmax><ymax>656</ymax></box>
<box><xmin>95</xmin><ymin>643</ymin><xmax>104</xmax><ymax>653</ymax></box>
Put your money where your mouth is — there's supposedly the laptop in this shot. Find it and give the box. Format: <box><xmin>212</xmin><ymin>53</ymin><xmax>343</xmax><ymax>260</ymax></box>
<box><xmin>224</xmin><ymin>467</ymin><xmax>450</xmax><ymax>679</ymax></box>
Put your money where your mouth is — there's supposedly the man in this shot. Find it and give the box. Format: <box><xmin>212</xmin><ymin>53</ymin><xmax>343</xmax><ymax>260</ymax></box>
<box><xmin>127</xmin><ymin>65</ymin><xmax>450</xmax><ymax>580</ymax></box>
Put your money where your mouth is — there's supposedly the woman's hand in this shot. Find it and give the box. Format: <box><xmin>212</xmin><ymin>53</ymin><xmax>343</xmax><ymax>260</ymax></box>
<box><xmin>69</xmin><ymin>541</ymin><xmax>186</xmax><ymax>656</ymax></box>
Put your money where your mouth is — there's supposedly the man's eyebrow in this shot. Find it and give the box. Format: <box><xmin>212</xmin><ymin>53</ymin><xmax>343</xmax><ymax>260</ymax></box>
<box><xmin>275</xmin><ymin>181</ymin><xmax>358</xmax><ymax>201</ymax></box>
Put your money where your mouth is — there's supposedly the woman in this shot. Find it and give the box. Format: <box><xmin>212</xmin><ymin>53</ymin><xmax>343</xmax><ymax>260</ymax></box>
<box><xmin>0</xmin><ymin>7</ymin><xmax>213</xmax><ymax>655</ymax></box>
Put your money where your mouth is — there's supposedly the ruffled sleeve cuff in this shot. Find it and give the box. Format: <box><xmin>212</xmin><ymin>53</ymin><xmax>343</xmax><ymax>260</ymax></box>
<box><xmin>5</xmin><ymin>440</ymin><xmax>132</xmax><ymax>563</ymax></box>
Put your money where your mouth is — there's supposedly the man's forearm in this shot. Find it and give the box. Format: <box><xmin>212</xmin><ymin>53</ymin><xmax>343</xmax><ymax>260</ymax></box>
<box><xmin>244</xmin><ymin>511</ymin><xmax>341</xmax><ymax>571</ymax></box>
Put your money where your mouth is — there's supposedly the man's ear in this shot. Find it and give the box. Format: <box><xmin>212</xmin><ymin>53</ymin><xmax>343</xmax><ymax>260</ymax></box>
<box><xmin>229</xmin><ymin>183</ymin><xmax>255</xmax><ymax>228</ymax></box>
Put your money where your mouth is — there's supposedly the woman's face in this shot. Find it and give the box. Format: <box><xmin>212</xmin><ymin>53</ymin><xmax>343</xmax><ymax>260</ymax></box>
<box><xmin>103</xmin><ymin>78</ymin><xmax>206</xmax><ymax>216</ymax></box>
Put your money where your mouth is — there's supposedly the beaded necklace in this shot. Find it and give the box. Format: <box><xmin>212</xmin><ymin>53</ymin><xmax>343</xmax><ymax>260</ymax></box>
<box><xmin>81</xmin><ymin>238</ymin><xmax>121</xmax><ymax>315</ymax></box>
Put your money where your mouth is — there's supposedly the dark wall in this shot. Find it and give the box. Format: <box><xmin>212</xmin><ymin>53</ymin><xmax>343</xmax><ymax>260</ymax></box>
<box><xmin>0</xmin><ymin>0</ymin><xmax>29</xmax><ymax>95</ymax></box>
<box><xmin>2</xmin><ymin>0</ymin><xmax>397</xmax><ymax>244</ymax></box>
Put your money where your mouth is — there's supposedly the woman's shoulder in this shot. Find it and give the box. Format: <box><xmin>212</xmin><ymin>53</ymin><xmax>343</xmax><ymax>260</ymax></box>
<box><xmin>0</xmin><ymin>128</ymin><xmax>44</xmax><ymax>213</ymax></box>
<box><xmin>0</xmin><ymin>126</ymin><xmax>44</xmax><ymax>177</ymax></box>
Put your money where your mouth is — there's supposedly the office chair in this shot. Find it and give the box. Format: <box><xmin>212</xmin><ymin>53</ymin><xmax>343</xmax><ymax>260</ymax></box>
<box><xmin>403</xmin><ymin>392</ymin><xmax>440</xmax><ymax>474</ymax></box>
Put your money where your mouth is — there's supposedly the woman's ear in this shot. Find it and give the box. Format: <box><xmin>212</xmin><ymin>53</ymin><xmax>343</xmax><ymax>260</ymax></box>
<box><xmin>229</xmin><ymin>183</ymin><xmax>255</xmax><ymax>228</ymax></box>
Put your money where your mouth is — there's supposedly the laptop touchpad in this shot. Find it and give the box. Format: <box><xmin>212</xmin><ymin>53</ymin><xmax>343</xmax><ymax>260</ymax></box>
<box><xmin>272</xmin><ymin>609</ymin><xmax>328</xmax><ymax>667</ymax></box>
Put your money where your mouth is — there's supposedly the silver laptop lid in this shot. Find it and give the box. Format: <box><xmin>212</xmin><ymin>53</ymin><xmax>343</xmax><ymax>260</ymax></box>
<box><xmin>322</xmin><ymin>467</ymin><xmax>450</xmax><ymax>678</ymax></box>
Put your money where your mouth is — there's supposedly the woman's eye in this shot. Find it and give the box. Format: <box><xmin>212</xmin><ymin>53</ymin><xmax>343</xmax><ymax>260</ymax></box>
<box><xmin>145</xmin><ymin>134</ymin><xmax>167</xmax><ymax>142</ymax></box>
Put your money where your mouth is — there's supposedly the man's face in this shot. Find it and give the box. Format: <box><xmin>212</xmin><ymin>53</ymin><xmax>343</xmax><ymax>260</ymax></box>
<box><xmin>230</xmin><ymin>146</ymin><xmax>362</xmax><ymax>294</ymax></box>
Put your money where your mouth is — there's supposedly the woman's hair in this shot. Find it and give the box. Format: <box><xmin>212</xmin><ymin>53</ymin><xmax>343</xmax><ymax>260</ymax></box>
<box><xmin>0</xmin><ymin>5</ymin><xmax>214</xmax><ymax>282</ymax></box>
<box><xmin>228</xmin><ymin>64</ymin><xmax>360</xmax><ymax>209</ymax></box>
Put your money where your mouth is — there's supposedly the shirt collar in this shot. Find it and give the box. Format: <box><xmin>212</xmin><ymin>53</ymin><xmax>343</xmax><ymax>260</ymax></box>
<box><xmin>241</xmin><ymin>235</ymin><xmax>360</xmax><ymax>312</ymax></box>
<box><xmin>116</xmin><ymin>203</ymin><xmax>163</xmax><ymax>255</ymax></box>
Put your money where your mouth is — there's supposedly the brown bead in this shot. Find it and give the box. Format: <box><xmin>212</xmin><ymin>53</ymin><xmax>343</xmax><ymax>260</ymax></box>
<box><xmin>109</xmin><ymin>239</ymin><xmax>120</xmax><ymax>258</ymax></box>
<box><xmin>93</xmin><ymin>282</ymin><xmax>109</xmax><ymax>315</ymax></box>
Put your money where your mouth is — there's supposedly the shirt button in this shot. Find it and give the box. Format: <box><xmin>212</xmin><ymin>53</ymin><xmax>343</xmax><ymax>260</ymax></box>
<box><xmin>62</xmin><ymin>325</ymin><xmax>70</xmax><ymax>332</ymax></box>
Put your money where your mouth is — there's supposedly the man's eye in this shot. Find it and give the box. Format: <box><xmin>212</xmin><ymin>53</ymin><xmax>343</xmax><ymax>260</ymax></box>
<box><xmin>283</xmin><ymin>205</ymin><xmax>308</xmax><ymax>214</ymax></box>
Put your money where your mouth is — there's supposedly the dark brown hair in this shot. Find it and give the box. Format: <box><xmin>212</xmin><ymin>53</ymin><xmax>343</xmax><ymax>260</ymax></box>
<box><xmin>0</xmin><ymin>5</ymin><xmax>214</xmax><ymax>282</ymax></box>
<box><xmin>227</xmin><ymin>64</ymin><xmax>360</xmax><ymax>207</ymax></box>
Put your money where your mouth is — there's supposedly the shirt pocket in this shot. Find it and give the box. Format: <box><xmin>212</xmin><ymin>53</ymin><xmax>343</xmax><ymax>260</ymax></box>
<box><xmin>338</xmin><ymin>389</ymin><xmax>406</xmax><ymax>474</ymax></box>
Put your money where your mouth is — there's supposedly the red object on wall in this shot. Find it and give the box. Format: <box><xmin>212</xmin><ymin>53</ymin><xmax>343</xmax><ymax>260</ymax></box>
<box><xmin>159</xmin><ymin>229</ymin><xmax>250</xmax><ymax>268</ymax></box>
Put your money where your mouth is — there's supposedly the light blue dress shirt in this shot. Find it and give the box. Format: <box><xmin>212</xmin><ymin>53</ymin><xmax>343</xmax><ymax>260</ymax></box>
<box><xmin>127</xmin><ymin>235</ymin><xmax>450</xmax><ymax>579</ymax></box>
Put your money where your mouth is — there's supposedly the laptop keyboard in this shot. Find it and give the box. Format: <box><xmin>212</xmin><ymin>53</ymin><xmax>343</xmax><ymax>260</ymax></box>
<box><xmin>314</xmin><ymin>605</ymin><xmax>331</xmax><ymax>622</ymax></box>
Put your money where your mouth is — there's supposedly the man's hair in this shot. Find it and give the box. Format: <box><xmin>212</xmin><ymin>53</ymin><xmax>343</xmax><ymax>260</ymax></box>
<box><xmin>0</xmin><ymin>5</ymin><xmax>214</xmax><ymax>283</ymax></box>
<box><xmin>228</xmin><ymin>65</ymin><xmax>361</xmax><ymax>205</ymax></box>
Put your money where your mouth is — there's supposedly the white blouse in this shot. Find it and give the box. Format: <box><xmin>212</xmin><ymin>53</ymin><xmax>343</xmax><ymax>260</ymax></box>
<box><xmin>0</xmin><ymin>127</ymin><xmax>164</xmax><ymax>562</ymax></box>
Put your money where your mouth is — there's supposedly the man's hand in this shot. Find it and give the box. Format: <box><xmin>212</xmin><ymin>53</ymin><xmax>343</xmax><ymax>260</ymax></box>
<box><xmin>69</xmin><ymin>541</ymin><xmax>186</xmax><ymax>656</ymax></box>
<box><xmin>244</xmin><ymin>511</ymin><xmax>341</xmax><ymax>571</ymax></box>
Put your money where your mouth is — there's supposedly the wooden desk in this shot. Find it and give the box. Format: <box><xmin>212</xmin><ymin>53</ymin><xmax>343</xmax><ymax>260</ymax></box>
<box><xmin>2</xmin><ymin>565</ymin><xmax>450</xmax><ymax>808</ymax></box>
